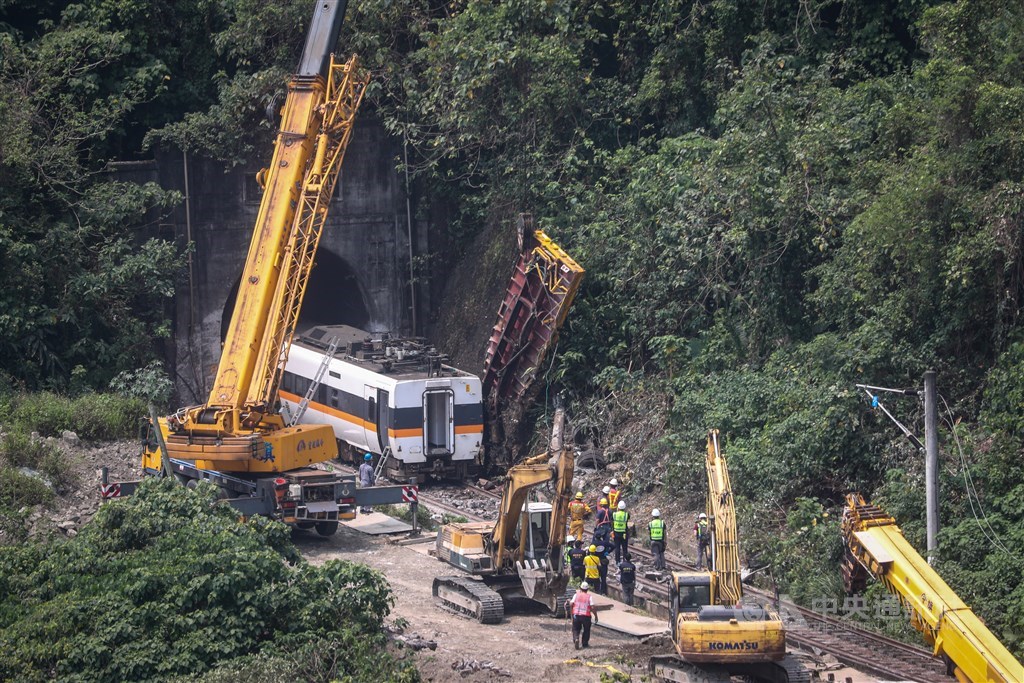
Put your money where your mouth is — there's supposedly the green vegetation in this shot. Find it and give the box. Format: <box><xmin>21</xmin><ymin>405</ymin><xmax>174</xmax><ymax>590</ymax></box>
<box><xmin>0</xmin><ymin>479</ymin><xmax>419</xmax><ymax>682</ymax></box>
<box><xmin>2</xmin><ymin>0</ymin><xmax>1023</xmax><ymax>659</ymax></box>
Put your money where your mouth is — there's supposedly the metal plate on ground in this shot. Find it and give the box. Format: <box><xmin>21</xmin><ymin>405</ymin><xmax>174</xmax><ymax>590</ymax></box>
<box><xmin>342</xmin><ymin>511</ymin><xmax>412</xmax><ymax>535</ymax></box>
<box><xmin>590</xmin><ymin>594</ymin><xmax>671</xmax><ymax>637</ymax></box>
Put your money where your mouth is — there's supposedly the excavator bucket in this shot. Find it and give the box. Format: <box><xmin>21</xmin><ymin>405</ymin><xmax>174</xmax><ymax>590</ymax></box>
<box><xmin>516</xmin><ymin>560</ymin><xmax>569</xmax><ymax>611</ymax></box>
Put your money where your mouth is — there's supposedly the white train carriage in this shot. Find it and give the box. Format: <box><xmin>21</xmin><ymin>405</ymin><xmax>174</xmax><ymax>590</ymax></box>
<box><xmin>281</xmin><ymin>325</ymin><xmax>483</xmax><ymax>483</ymax></box>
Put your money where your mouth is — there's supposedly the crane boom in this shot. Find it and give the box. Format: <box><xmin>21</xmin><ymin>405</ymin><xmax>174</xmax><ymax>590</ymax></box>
<box><xmin>842</xmin><ymin>494</ymin><xmax>1023</xmax><ymax>683</ymax></box>
<box><xmin>145</xmin><ymin>0</ymin><xmax>369</xmax><ymax>475</ymax></box>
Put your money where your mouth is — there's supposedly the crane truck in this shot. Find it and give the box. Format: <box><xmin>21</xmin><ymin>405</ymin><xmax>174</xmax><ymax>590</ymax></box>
<box><xmin>842</xmin><ymin>494</ymin><xmax>1023</xmax><ymax>683</ymax></box>
<box><xmin>432</xmin><ymin>402</ymin><xmax>575</xmax><ymax>623</ymax></box>
<box><xmin>650</xmin><ymin>430</ymin><xmax>809</xmax><ymax>683</ymax></box>
<box><xmin>110</xmin><ymin>0</ymin><xmax>408</xmax><ymax>532</ymax></box>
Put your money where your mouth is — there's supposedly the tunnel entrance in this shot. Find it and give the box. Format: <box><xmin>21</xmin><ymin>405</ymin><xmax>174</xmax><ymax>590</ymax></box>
<box><xmin>220</xmin><ymin>250</ymin><xmax>371</xmax><ymax>342</ymax></box>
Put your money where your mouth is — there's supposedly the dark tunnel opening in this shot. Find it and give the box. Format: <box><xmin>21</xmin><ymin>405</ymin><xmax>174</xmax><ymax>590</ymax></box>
<box><xmin>220</xmin><ymin>250</ymin><xmax>371</xmax><ymax>342</ymax></box>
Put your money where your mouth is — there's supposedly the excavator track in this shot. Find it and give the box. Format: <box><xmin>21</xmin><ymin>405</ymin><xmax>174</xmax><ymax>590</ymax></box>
<box><xmin>648</xmin><ymin>654</ymin><xmax>810</xmax><ymax>683</ymax></box>
<box><xmin>432</xmin><ymin>576</ymin><xmax>504</xmax><ymax>624</ymax></box>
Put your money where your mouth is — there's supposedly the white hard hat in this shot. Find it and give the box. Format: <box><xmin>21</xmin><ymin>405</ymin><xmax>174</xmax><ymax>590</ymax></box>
<box><xmin>580</xmin><ymin>582</ymin><xmax>590</xmax><ymax>591</ymax></box>
<box><xmin>602</xmin><ymin>486</ymin><xmax>610</xmax><ymax>494</ymax></box>
<box><xmin>610</xmin><ymin>478</ymin><xmax>618</xmax><ymax>486</ymax></box>
<box><xmin>617</xmin><ymin>501</ymin><xmax>626</xmax><ymax>510</ymax></box>
<box><xmin>566</xmin><ymin>535</ymin><xmax>574</xmax><ymax>543</ymax></box>
<box><xmin>652</xmin><ymin>508</ymin><xmax>660</xmax><ymax>517</ymax></box>
<box><xmin>699</xmin><ymin>512</ymin><xmax>707</xmax><ymax>519</ymax></box>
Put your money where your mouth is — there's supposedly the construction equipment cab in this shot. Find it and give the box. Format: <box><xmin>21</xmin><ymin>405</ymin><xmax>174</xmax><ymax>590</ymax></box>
<box><xmin>650</xmin><ymin>430</ymin><xmax>808</xmax><ymax>683</ymax></box>
<box><xmin>432</xmin><ymin>402</ymin><xmax>576</xmax><ymax>623</ymax></box>
<box><xmin>116</xmin><ymin>0</ymin><xmax>406</xmax><ymax>532</ymax></box>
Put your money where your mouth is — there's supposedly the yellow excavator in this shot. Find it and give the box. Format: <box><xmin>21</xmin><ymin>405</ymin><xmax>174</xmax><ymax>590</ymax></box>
<box><xmin>842</xmin><ymin>494</ymin><xmax>1023</xmax><ymax>683</ymax></box>
<box><xmin>433</xmin><ymin>402</ymin><xmax>575</xmax><ymax>623</ymax></box>
<box><xmin>650</xmin><ymin>430</ymin><xmax>808</xmax><ymax>683</ymax></box>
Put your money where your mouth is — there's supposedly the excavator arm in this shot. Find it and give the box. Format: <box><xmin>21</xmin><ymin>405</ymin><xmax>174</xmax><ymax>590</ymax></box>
<box><xmin>842</xmin><ymin>494</ymin><xmax>1023</xmax><ymax>682</ymax></box>
<box><xmin>705</xmin><ymin>429</ymin><xmax>742</xmax><ymax>605</ymax></box>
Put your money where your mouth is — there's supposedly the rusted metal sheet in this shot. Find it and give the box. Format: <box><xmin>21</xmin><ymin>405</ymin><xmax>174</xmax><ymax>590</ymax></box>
<box><xmin>482</xmin><ymin>215</ymin><xmax>583</xmax><ymax>446</ymax></box>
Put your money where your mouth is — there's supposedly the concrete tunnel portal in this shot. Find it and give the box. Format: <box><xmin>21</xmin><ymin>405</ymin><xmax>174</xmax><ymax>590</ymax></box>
<box><xmin>219</xmin><ymin>249</ymin><xmax>371</xmax><ymax>343</ymax></box>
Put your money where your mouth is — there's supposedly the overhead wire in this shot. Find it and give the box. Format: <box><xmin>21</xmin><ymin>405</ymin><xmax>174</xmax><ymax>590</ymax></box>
<box><xmin>939</xmin><ymin>393</ymin><xmax>1022</xmax><ymax>564</ymax></box>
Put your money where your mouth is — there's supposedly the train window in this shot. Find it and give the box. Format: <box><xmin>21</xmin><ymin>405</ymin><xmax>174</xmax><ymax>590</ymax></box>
<box><xmin>329</xmin><ymin>371</ymin><xmax>340</xmax><ymax>379</ymax></box>
<box><xmin>367</xmin><ymin>396</ymin><xmax>377</xmax><ymax>422</ymax></box>
<box><xmin>330</xmin><ymin>389</ymin><xmax>339</xmax><ymax>408</ymax></box>
<box><xmin>281</xmin><ymin>372</ymin><xmax>293</xmax><ymax>393</ymax></box>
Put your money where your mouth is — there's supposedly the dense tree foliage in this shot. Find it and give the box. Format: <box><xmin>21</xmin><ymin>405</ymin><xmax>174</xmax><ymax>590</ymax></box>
<box><xmin>0</xmin><ymin>479</ymin><xmax>418</xmax><ymax>682</ymax></box>
<box><xmin>3</xmin><ymin>0</ymin><xmax>1023</xmax><ymax>657</ymax></box>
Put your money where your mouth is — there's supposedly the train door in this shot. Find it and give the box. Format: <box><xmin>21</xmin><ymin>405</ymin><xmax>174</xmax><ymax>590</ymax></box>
<box><xmin>423</xmin><ymin>388</ymin><xmax>454</xmax><ymax>456</ymax></box>
<box><xmin>363</xmin><ymin>386</ymin><xmax>389</xmax><ymax>453</ymax></box>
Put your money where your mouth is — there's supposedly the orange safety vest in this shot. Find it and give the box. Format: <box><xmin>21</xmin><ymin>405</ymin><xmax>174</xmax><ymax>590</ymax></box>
<box><xmin>571</xmin><ymin>591</ymin><xmax>594</xmax><ymax>617</ymax></box>
<box><xmin>568</xmin><ymin>500</ymin><xmax>589</xmax><ymax>521</ymax></box>
<box><xmin>608</xmin><ymin>487</ymin><xmax>620</xmax><ymax>509</ymax></box>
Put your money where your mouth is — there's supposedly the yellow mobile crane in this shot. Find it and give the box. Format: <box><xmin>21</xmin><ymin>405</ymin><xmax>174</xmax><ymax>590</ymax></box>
<box><xmin>432</xmin><ymin>402</ymin><xmax>575</xmax><ymax>623</ymax></box>
<box><xmin>123</xmin><ymin>1</ymin><xmax>406</xmax><ymax>533</ymax></box>
<box><xmin>842</xmin><ymin>494</ymin><xmax>1023</xmax><ymax>683</ymax></box>
<box><xmin>650</xmin><ymin>430</ymin><xmax>808</xmax><ymax>683</ymax></box>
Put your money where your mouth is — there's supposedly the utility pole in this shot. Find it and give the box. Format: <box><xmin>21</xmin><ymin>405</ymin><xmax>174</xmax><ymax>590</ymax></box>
<box><xmin>923</xmin><ymin>370</ymin><xmax>939</xmax><ymax>565</ymax></box>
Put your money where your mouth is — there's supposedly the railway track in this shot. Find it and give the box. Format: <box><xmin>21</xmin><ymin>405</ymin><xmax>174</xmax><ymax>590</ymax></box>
<box><xmin>410</xmin><ymin>482</ymin><xmax>949</xmax><ymax>682</ymax></box>
<box><xmin>332</xmin><ymin>468</ymin><xmax>948</xmax><ymax>681</ymax></box>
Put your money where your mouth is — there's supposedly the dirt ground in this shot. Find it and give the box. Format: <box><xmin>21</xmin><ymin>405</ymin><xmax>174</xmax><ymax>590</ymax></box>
<box><xmin>297</xmin><ymin>524</ymin><xmax>661</xmax><ymax>682</ymax></box>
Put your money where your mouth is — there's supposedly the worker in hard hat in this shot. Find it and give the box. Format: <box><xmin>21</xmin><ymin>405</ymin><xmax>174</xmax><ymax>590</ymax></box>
<box><xmin>694</xmin><ymin>512</ymin><xmax>711</xmax><ymax>569</ymax></box>
<box><xmin>567</xmin><ymin>538</ymin><xmax>587</xmax><ymax>580</ymax></box>
<box><xmin>649</xmin><ymin>508</ymin><xmax>667</xmax><ymax>571</ymax></box>
<box><xmin>358</xmin><ymin>452</ymin><xmax>375</xmax><ymax>513</ymax></box>
<box><xmin>567</xmin><ymin>491</ymin><xmax>591</xmax><ymax>542</ymax></box>
<box><xmin>564</xmin><ymin>535</ymin><xmax>575</xmax><ymax>569</ymax></box>
<box><xmin>607</xmin><ymin>477</ymin><xmax>621</xmax><ymax>509</ymax></box>
<box><xmin>564</xmin><ymin>581</ymin><xmax>598</xmax><ymax>649</ymax></box>
<box><xmin>583</xmin><ymin>544</ymin><xmax>602</xmax><ymax>588</ymax></box>
<box><xmin>612</xmin><ymin>500</ymin><xmax>630</xmax><ymax>563</ymax></box>
<box><xmin>593</xmin><ymin>496</ymin><xmax>612</xmax><ymax>546</ymax></box>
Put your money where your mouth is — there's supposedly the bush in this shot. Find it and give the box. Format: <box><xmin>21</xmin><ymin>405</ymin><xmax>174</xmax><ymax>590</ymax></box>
<box><xmin>0</xmin><ymin>468</ymin><xmax>54</xmax><ymax>510</ymax></box>
<box><xmin>0</xmin><ymin>433</ymin><xmax>77</xmax><ymax>494</ymax></box>
<box><xmin>0</xmin><ymin>479</ymin><xmax>419</xmax><ymax>682</ymax></box>
<box><xmin>5</xmin><ymin>391</ymin><xmax>145</xmax><ymax>440</ymax></box>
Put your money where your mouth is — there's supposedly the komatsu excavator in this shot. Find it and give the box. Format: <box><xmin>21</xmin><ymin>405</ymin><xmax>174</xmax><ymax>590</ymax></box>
<box><xmin>432</xmin><ymin>403</ymin><xmax>575</xmax><ymax>624</ymax></box>
<box><xmin>650</xmin><ymin>430</ymin><xmax>808</xmax><ymax>683</ymax></box>
<box><xmin>842</xmin><ymin>494</ymin><xmax>1023</xmax><ymax>683</ymax></box>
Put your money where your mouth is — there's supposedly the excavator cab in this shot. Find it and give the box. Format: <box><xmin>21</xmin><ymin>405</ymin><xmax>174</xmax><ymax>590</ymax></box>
<box><xmin>516</xmin><ymin>502</ymin><xmax>553</xmax><ymax>561</ymax></box>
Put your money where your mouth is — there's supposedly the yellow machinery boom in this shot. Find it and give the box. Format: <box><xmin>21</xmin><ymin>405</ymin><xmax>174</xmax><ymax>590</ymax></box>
<box><xmin>842</xmin><ymin>494</ymin><xmax>1023</xmax><ymax>683</ymax></box>
<box><xmin>144</xmin><ymin>0</ymin><xmax>368</xmax><ymax>475</ymax></box>
<box><xmin>651</xmin><ymin>430</ymin><xmax>806</xmax><ymax>683</ymax></box>
<box><xmin>433</xmin><ymin>403</ymin><xmax>575</xmax><ymax>623</ymax></box>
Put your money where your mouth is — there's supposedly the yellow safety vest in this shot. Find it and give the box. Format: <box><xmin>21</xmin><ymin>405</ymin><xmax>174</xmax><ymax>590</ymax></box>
<box><xmin>649</xmin><ymin>518</ymin><xmax>665</xmax><ymax>540</ymax></box>
<box><xmin>613</xmin><ymin>510</ymin><xmax>629</xmax><ymax>533</ymax></box>
<box><xmin>584</xmin><ymin>554</ymin><xmax>601</xmax><ymax>579</ymax></box>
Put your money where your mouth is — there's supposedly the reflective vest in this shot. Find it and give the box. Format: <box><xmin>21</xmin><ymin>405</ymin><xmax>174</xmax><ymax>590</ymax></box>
<box><xmin>568</xmin><ymin>500</ymin><xmax>589</xmax><ymax>521</ymax></box>
<box><xmin>696</xmin><ymin>519</ymin><xmax>709</xmax><ymax>541</ymax></box>
<box><xmin>571</xmin><ymin>591</ymin><xmax>594</xmax><ymax>617</ymax></box>
<box><xmin>608</xmin><ymin>487</ymin><xmax>620</xmax><ymax>509</ymax></box>
<box><xmin>584</xmin><ymin>554</ymin><xmax>601</xmax><ymax>579</ymax></box>
<box><xmin>613</xmin><ymin>509</ymin><xmax>629</xmax><ymax>533</ymax></box>
<box><xmin>649</xmin><ymin>518</ymin><xmax>666</xmax><ymax>541</ymax></box>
